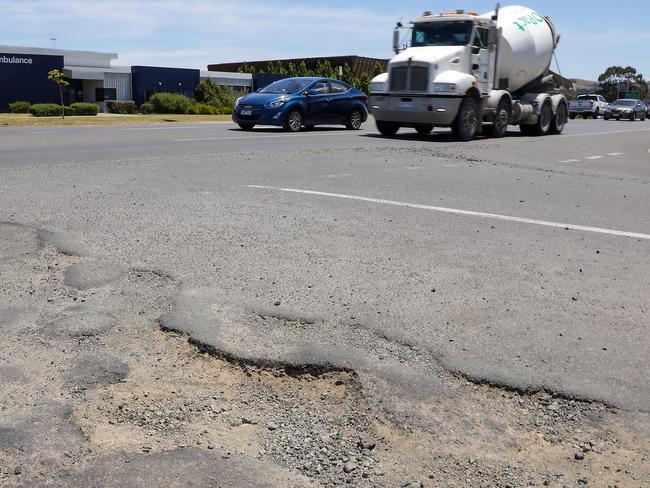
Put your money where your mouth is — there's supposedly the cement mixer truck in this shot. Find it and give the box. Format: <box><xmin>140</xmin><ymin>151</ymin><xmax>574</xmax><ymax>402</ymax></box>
<box><xmin>368</xmin><ymin>4</ymin><xmax>568</xmax><ymax>141</ymax></box>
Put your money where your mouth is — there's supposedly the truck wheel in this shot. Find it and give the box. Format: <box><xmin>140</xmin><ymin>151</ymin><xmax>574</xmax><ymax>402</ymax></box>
<box><xmin>550</xmin><ymin>102</ymin><xmax>568</xmax><ymax>135</ymax></box>
<box><xmin>453</xmin><ymin>97</ymin><xmax>479</xmax><ymax>141</ymax></box>
<box><xmin>532</xmin><ymin>100</ymin><xmax>552</xmax><ymax>136</ymax></box>
<box><xmin>376</xmin><ymin>121</ymin><xmax>400</xmax><ymax>136</ymax></box>
<box><xmin>485</xmin><ymin>99</ymin><xmax>510</xmax><ymax>138</ymax></box>
<box><xmin>415</xmin><ymin>125</ymin><xmax>434</xmax><ymax>135</ymax></box>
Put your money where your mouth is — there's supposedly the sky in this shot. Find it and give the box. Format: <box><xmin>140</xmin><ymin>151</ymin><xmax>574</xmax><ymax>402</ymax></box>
<box><xmin>1</xmin><ymin>0</ymin><xmax>649</xmax><ymax>81</ymax></box>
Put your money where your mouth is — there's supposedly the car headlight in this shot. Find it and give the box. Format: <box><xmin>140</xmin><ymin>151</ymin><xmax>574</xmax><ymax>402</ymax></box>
<box><xmin>265</xmin><ymin>99</ymin><xmax>287</xmax><ymax>109</ymax></box>
<box><xmin>433</xmin><ymin>82</ymin><xmax>457</xmax><ymax>92</ymax></box>
<box><xmin>235</xmin><ymin>97</ymin><xmax>243</xmax><ymax>107</ymax></box>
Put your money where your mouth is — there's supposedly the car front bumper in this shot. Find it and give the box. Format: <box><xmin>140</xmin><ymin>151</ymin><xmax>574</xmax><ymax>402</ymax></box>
<box><xmin>368</xmin><ymin>94</ymin><xmax>462</xmax><ymax>127</ymax></box>
<box><xmin>232</xmin><ymin>105</ymin><xmax>288</xmax><ymax>126</ymax></box>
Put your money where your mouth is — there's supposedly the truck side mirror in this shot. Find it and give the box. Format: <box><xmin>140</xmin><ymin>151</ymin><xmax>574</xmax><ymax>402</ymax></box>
<box><xmin>393</xmin><ymin>29</ymin><xmax>400</xmax><ymax>53</ymax></box>
<box><xmin>488</xmin><ymin>28</ymin><xmax>498</xmax><ymax>46</ymax></box>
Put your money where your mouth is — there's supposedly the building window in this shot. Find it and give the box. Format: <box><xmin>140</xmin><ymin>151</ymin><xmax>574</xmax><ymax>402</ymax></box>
<box><xmin>95</xmin><ymin>88</ymin><xmax>117</xmax><ymax>101</ymax></box>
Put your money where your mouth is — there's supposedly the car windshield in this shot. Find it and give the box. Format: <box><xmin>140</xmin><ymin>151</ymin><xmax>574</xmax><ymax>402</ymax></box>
<box><xmin>578</xmin><ymin>95</ymin><xmax>598</xmax><ymax>101</ymax></box>
<box><xmin>259</xmin><ymin>79</ymin><xmax>312</xmax><ymax>94</ymax></box>
<box><xmin>412</xmin><ymin>21</ymin><xmax>474</xmax><ymax>47</ymax></box>
<box><xmin>613</xmin><ymin>100</ymin><xmax>636</xmax><ymax>107</ymax></box>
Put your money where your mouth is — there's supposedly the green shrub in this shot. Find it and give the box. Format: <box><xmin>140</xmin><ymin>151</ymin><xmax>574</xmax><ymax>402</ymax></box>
<box><xmin>140</xmin><ymin>102</ymin><xmax>154</xmax><ymax>114</ymax></box>
<box><xmin>9</xmin><ymin>100</ymin><xmax>30</xmax><ymax>113</ymax></box>
<box><xmin>29</xmin><ymin>103</ymin><xmax>76</xmax><ymax>117</ymax></box>
<box><xmin>149</xmin><ymin>92</ymin><xmax>192</xmax><ymax>114</ymax></box>
<box><xmin>195</xmin><ymin>79</ymin><xmax>237</xmax><ymax>107</ymax></box>
<box><xmin>187</xmin><ymin>103</ymin><xmax>219</xmax><ymax>115</ymax></box>
<box><xmin>70</xmin><ymin>102</ymin><xmax>99</xmax><ymax>116</ymax></box>
<box><xmin>106</xmin><ymin>101</ymin><xmax>139</xmax><ymax>114</ymax></box>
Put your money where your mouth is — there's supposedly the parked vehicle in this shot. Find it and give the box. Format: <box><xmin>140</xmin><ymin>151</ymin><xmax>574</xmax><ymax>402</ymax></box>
<box><xmin>369</xmin><ymin>5</ymin><xmax>568</xmax><ymax>141</ymax></box>
<box><xmin>568</xmin><ymin>94</ymin><xmax>609</xmax><ymax>119</ymax></box>
<box><xmin>603</xmin><ymin>99</ymin><xmax>647</xmax><ymax>121</ymax></box>
<box><xmin>232</xmin><ymin>77</ymin><xmax>368</xmax><ymax>132</ymax></box>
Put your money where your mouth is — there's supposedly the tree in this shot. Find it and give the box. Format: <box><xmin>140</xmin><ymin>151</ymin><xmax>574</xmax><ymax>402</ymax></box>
<box><xmin>194</xmin><ymin>79</ymin><xmax>236</xmax><ymax>107</ymax></box>
<box><xmin>238</xmin><ymin>63</ymin><xmax>256</xmax><ymax>74</ymax></box>
<box><xmin>597</xmin><ymin>66</ymin><xmax>648</xmax><ymax>102</ymax></box>
<box><xmin>47</xmin><ymin>69</ymin><xmax>69</xmax><ymax>118</ymax></box>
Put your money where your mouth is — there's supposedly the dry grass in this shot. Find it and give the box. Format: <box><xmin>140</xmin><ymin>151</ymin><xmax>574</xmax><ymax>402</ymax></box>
<box><xmin>0</xmin><ymin>113</ymin><xmax>232</xmax><ymax>127</ymax></box>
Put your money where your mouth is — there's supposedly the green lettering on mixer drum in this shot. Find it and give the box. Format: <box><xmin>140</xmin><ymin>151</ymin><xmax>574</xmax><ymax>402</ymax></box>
<box><xmin>512</xmin><ymin>11</ymin><xmax>545</xmax><ymax>32</ymax></box>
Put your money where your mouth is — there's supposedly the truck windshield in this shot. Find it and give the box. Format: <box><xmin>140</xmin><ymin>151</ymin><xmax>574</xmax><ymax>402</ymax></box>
<box><xmin>412</xmin><ymin>21</ymin><xmax>474</xmax><ymax>47</ymax></box>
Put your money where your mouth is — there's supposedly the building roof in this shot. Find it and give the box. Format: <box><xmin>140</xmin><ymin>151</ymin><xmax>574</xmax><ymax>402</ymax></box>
<box><xmin>208</xmin><ymin>55</ymin><xmax>388</xmax><ymax>78</ymax></box>
<box><xmin>0</xmin><ymin>44</ymin><xmax>117</xmax><ymax>68</ymax></box>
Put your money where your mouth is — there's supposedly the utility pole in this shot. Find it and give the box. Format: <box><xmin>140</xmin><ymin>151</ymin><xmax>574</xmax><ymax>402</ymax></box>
<box><xmin>50</xmin><ymin>37</ymin><xmax>57</xmax><ymax>49</ymax></box>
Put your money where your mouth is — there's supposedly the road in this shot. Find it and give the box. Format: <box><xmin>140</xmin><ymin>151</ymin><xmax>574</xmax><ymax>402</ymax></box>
<box><xmin>1</xmin><ymin>118</ymin><xmax>649</xmax><ymax>486</ymax></box>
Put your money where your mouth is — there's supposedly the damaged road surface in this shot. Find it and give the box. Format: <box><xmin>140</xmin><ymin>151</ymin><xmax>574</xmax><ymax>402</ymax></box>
<box><xmin>1</xmin><ymin>121</ymin><xmax>649</xmax><ymax>487</ymax></box>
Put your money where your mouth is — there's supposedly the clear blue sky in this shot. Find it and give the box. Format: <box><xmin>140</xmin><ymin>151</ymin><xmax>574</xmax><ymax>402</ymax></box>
<box><xmin>2</xmin><ymin>0</ymin><xmax>649</xmax><ymax>80</ymax></box>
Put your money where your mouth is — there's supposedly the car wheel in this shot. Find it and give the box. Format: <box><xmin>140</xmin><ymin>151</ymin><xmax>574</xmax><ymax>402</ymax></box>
<box><xmin>604</xmin><ymin>114</ymin><xmax>610</xmax><ymax>120</ymax></box>
<box><xmin>238</xmin><ymin>123</ymin><xmax>255</xmax><ymax>130</ymax></box>
<box><xmin>376</xmin><ymin>120</ymin><xmax>400</xmax><ymax>136</ymax></box>
<box><xmin>550</xmin><ymin>101</ymin><xmax>568</xmax><ymax>135</ymax></box>
<box><xmin>531</xmin><ymin>100</ymin><xmax>552</xmax><ymax>136</ymax></box>
<box><xmin>284</xmin><ymin>109</ymin><xmax>303</xmax><ymax>132</ymax></box>
<box><xmin>452</xmin><ymin>97</ymin><xmax>479</xmax><ymax>141</ymax></box>
<box><xmin>485</xmin><ymin>98</ymin><xmax>510</xmax><ymax>138</ymax></box>
<box><xmin>415</xmin><ymin>125</ymin><xmax>434</xmax><ymax>135</ymax></box>
<box><xmin>592</xmin><ymin>108</ymin><xmax>599</xmax><ymax>119</ymax></box>
<box><xmin>346</xmin><ymin>109</ymin><xmax>363</xmax><ymax>130</ymax></box>
<box><xmin>569</xmin><ymin>113</ymin><xmax>576</xmax><ymax>120</ymax></box>
<box><xmin>630</xmin><ymin>112</ymin><xmax>636</xmax><ymax>122</ymax></box>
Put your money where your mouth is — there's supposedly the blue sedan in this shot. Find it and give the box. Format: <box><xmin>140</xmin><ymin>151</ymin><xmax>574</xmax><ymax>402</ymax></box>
<box><xmin>232</xmin><ymin>77</ymin><xmax>368</xmax><ymax>132</ymax></box>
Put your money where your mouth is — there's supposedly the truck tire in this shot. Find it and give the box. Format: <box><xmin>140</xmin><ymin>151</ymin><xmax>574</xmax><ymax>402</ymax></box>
<box><xmin>531</xmin><ymin>100</ymin><xmax>552</xmax><ymax>136</ymax></box>
<box><xmin>550</xmin><ymin>102</ymin><xmax>568</xmax><ymax>135</ymax></box>
<box><xmin>452</xmin><ymin>97</ymin><xmax>479</xmax><ymax>141</ymax></box>
<box><xmin>485</xmin><ymin>99</ymin><xmax>510</xmax><ymax>138</ymax></box>
<box><xmin>376</xmin><ymin>121</ymin><xmax>400</xmax><ymax>136</ymax></box>
<box><xmin>415</xmin><ymin>125</ymin><xmax>434</xmax><ymax>135</ymax></box>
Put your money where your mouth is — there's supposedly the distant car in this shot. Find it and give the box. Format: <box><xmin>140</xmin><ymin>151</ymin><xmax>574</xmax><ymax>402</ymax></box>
<box><xmin>569</xmin><ymin>94</ymin><xmax>610</xmax><ymax>119</ymax></box>
<box><xmin>232</xmin><ymin>77</ymin><xmax>368</xmax><ymax>132</ymax></box>
<box><xmin>604</xmin><ymin>99</ymin><xmax>647</xmax><ymax>121</ymax></box>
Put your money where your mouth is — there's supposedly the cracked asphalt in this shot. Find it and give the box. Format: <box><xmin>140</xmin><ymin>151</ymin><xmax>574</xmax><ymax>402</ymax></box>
<box><xmin>1</xmin><ymin>118</ymin><xmax>649</xmax><ymax>486</ymax></box>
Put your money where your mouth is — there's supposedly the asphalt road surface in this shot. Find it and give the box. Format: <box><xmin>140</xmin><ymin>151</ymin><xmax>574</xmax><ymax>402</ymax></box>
<box><xmin>1</xmin><ymin>118</ymin><xmax>649</xmax><ymax>486</ymax></box>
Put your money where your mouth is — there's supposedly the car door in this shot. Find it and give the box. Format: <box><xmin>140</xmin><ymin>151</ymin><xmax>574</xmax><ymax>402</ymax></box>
<box><xmin>304</xmin><ymin>81</ymin><xmax>333</xmax><ymax>124</ymax></box>
<box><xmin>327</xmin><ymin>80</ymin><xmax>353</xmax><ymax>122</ymax></box>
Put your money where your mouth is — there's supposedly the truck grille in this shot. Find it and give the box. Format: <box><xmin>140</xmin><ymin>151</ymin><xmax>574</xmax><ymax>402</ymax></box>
<box><xmin>389</xmin><ymin>66</ymin><xmax>429</xmax><ymax>92</ymax></box>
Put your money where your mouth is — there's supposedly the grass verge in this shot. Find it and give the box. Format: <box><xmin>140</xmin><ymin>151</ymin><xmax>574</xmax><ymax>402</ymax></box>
<box><xmin>0</xmin><ymin>113</ymin><xmax>232</xmax><ymax>127</ymax></box>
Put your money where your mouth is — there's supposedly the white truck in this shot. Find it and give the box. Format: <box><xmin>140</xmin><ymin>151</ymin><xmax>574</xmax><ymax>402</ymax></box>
<box><xmin>568</xmin><ymin>94</ymin><xmax>610</xmax><ymax>119</ymax></box>
<box><xmin>369</xmin><ymin>4</ymin><xmax>568</xmax><ymax>141</ymax></box>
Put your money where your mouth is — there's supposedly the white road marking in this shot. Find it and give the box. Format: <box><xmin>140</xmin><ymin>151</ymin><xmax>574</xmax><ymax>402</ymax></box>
<box><xmin>248</xmin><ymin>185</ymin><xmax>650</xmax><ymax>241</ymax></box>
<box><xmin>173</xmin><ymin>132</ymin><xmax>357</xmax><ymax>142</ymax></box>
<box><xmin>31</xmin><ymin>131</ymin><xmax>50</xmax><ymax>134</ymax></box>
<box><xmin>558</xmin><ymin>159</ymin><xmax>580</xmax><ymax>163</ymax></box>
<box><xmin>607</xmin><ymin>152</ymin><xmax>624</xmax><ymax>156</ymax></box>
<box><xmin>562</xmin><ymin>127</ymin><xmax>650</xmax><ymax>138</ymax></box>
<box><xmin>584</xmin><ymin>156</ymin><xmax>604</xmax><ymax>160</ymax></box>
<box><xmin>119</xmin><ymin>125</ymin><xmax>225</xmax><ymax>131</ymax></box>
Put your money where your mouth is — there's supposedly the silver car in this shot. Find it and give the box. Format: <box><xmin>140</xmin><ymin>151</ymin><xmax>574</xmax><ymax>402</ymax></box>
<box><xmin>604</xmin><ymin>99</ymin><xmax>647</xmax><ymax>121</ymax></box>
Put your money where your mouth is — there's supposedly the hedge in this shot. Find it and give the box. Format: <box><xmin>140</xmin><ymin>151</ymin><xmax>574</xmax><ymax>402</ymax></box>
<box><xmin>29</xmin><ymin>104</ymin><xmax>76</xmax><ymax>117</ymax></box>
<box><xmin>70</xmin><ymin>102</ymin><xmax>99</xmax><ymax>116</ymax></box>
<box><xmin>9</xmin><ymin>100</ymin><xmax>30</xmax><ymax>113</ymax></box>
<box><xmin>149</xmin><ymin>92</ymin><xmax>192</xmax><ymax>114</ymax></box>
<box><xmin>107</xmin><ymin>101</ymin><xmax>139</xmax><ymax>114</ymax></box>
<box><xmin>140</xmin><ymin>102</ymin><xmax>154</xmax><ymax>114</ymax></box>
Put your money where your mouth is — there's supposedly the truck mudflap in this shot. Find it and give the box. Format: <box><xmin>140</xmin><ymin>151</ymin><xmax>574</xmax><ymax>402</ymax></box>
<box><xmin>369</xmin><ymin>95</ymin><xmax>462</xmax><ymax>127</ymax></box>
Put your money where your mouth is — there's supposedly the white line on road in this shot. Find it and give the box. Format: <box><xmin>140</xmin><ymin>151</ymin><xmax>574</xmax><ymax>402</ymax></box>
<box><xmin>119</xmin><ymin>125</ymin><xmax>226</xmax><ymax>132</ymax></box>
<box><xmin>173</xmin><ymin>132</ymin><xmax>357</xmax><ymax>142</ymax></box>
<box><xmin>558</xmin><ymin>159</ymin><xmax>580</xmax><ymax>163</ymax></box>
<box><xmin>584</xmin><ymin>156</ymin><xmax>604</xmax><ymax>160</ymax></box>
<box><xmin>607</xmin><ymin>152</ymin><xmax>624</xmax><ymax>156</ymax></box>
<box><xmin>562</xmin><ymin>127</ymin><xmax>650</xmax><ymax>138</ymax></box>
<box><xmin>248</xmin><ymin>185</ymin><xmax>650</xmax><ymax>241</ymax></box>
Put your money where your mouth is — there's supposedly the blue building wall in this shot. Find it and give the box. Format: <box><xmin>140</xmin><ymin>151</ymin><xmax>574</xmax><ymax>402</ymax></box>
<box><xmin>130</xmin><ymin>66</ymin><xmax>200</xmax><ymax>106</ymax></box>
<box><xmin>0</xmin><ymin>53</ymin><xmax>63</xmax><ymax>111</ymax></box>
